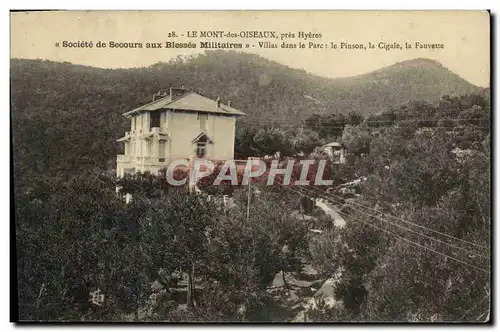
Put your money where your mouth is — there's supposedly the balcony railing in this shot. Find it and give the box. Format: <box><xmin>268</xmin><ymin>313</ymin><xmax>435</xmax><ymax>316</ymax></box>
<box><xmin>118</xmin><ymin>155</ymin><xmax>168</xmax><ymax>163</ymax></box>
<box><xmin>140</xmin><ymin>157</ymin><xmax>168</xmax><ymax>164</ymax></box>
<box><xmin>117</xmin><ymin>155</ymin><xmax>132</xmax><ymax>163</ymax></box>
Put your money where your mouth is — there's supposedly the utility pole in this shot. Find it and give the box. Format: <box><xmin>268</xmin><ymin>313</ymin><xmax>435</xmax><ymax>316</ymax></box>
<box><xmin>188</xmin><ymin>155</ymin><xmax>195</xmax><ymax>194</ymax></box>
<box><xmin>246</xmin><ymin>157</ymin><xmax>251</xmax><ymax>222</ymax></box>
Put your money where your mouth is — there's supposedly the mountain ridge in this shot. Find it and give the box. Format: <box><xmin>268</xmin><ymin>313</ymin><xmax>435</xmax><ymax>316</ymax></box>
<box><xmin>10</xmin><ymin>51</ymin><xmax>486</xmax><ymax>121</ymax></box>
<box><xmin>10</xmin><ymin>55</ymin><xmax>480</xmax><ymax>86</ymax></box>
<box><xmin>10</xmin><ymin>51</ymin><xmax>487</xmax><ymax>176</ymax></box>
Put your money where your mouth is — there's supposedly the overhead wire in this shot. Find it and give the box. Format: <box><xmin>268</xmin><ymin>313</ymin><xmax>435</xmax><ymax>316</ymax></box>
<box><xmin>277</xmin><ymin>182</ymin><xmax>490</xmax><ymax>274</ymax></box>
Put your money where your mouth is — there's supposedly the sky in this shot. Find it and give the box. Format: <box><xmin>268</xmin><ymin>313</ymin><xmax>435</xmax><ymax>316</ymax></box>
<box><xmin>10</xmin><ymin>11</ymin><xmax>490</xmax><ymax>87</ymax></box>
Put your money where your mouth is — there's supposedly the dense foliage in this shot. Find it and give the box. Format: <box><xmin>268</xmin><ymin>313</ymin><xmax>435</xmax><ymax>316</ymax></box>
<box><xmin>307</xmin><ymin>93</ymin><xmax>491</xmax><ymax>322</ymax></box>
<box><xmin>16</xmin><ymin>168</ymin><xmax>313</xmax><ymax>321</ymax></box>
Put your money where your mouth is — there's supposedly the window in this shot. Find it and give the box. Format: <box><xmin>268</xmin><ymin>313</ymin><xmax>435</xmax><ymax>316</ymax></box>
<box><xmin>163</xmin><ymin>111</ymin><xmax>168</xmax><ymax>129</ymax></box>
<box><xmin>140</xmin><ymin>115</ymin><xmax>146</xmax><ymax>133</ymax></box>
<box><xmin>130</xmin><ymin>140</ymin><xmax>136</xmax><ymax>156</ymax></box>
<box><xmin>196</xmin><ymin>142</ymin><xmax>206</xmax><ymax>158</ymax></box>
<box><xmin>136</xmin><ymin>116</ymin><xmax>141</xmax><ymax>132</ymax></box>
<box><xmin>198</xmin><ymin>113</ymin><xmax>208</xmax><ymax>130</ymax></box>
<box><xmin>150</xmin><ymin>111</ymin><xmax>161</xmax><ymax>128</ymax></box>
<box><xmin>158</xmin><ymin>141</ymin><xmax>166</xmax><ymax>158</ymax></box>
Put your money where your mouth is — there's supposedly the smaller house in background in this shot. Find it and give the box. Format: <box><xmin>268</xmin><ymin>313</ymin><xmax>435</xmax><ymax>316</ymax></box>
<box><xmin>319</xmin><ymin>142</ymin><xmax>346</xmax><ymax>165</ymax></box>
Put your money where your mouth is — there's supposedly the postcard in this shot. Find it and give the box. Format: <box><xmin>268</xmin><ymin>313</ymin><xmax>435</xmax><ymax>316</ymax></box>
<box><xmin>11</xmin><ymin>10</ymin><xmax>491</xmax><ymax>323</ymax></box>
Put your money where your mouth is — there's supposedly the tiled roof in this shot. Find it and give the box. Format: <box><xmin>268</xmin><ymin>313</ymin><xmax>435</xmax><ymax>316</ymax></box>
<box><xmin>123</xmin><ymin>91</ymin><xmax>246</xmax><ymax>117</ymax></box>
<box><xmin>322</xmin><ymin>142</ymin><xmax>343</xmax><ymax>148</ymax></box>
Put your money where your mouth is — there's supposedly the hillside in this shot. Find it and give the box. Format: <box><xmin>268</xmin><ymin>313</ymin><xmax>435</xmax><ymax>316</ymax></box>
<box><xmin>10</xmin><ymin>51</ymin><xmax>484</xmax><ymax>178</ymax></box>
<box><xmin>327</xmin><ymin>58</ymin><xmax>483</xmax><ymax>115</ymax></box>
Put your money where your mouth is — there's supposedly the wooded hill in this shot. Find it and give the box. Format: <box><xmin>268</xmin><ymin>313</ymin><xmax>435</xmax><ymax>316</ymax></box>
<box><xmin>11</xmin><ymin>51</ymin><xmax>485</xmax><ymax>179</ymax></box>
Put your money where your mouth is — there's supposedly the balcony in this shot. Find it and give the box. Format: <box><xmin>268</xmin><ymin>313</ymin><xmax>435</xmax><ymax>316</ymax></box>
<box><xmin>117</xmin><ymin>154</ymin><xmax>169</xmax><ymax>166</ymax></box>
<box><xmin>142</xmin><ymin>127</ymin><xmax>169</xmax><ymax>141</ymax></box>
<box><xmin>141</xmin><ymin>156</ymin><xmax>168</xmax><ymax>165</ymax></box>
<box><xmin>117</xmin><ymin>155</ymin><xmax>132</xmax><ymax>163</ymax></box>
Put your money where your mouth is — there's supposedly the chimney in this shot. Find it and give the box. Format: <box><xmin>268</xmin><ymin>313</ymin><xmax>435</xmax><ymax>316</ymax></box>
<box><xmin>216</xmin><ymin>96</ymin><xmax>221</xmax><ymax>108</ymax></box>
<box><xmin>153</xmin><ymin>90</ymin><xmax>166</xmax><ymax>102</ymax></box>
<box><xmin>228</xmin><ymin>100</ymin><xmax>231</xmax><ymax>107</ymax></box>
<box><xmin>170</xmin><ymin>87</ymin><xmax>190</xmax><ymax>101</ymax></box>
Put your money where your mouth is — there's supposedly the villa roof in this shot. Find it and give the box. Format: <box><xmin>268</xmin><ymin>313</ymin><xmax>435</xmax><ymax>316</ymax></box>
<box><xmin>123</xmin><ymin>91</ymin><xmax>246</xmax><ymax>117</ymax></box>
<box><xmin>322</xmin><ymin>142</ymin><xmax>343</xmax><ymax>148</ymax></box>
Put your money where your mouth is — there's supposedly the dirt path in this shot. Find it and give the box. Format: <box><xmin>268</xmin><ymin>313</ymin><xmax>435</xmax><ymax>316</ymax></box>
<box><xmin>315</xmin><ymin>199</ymin><xmax>346</xmax><ymax>228</ymax></box>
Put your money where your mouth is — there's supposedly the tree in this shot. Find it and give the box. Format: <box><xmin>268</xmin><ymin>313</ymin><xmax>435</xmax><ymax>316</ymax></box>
<box><xmin>309</xmin><ymin>213</ymin><xmax>387</xmax><ymax>318</ymax></box>
<box><xmin>199</xmin><ymin>187</ymin><xmax>309</xmax><ymax>320</ymax></box>
<box><xmin>15</xmin><ymin>171</ymin><xmax>147</xmax><ymax>320</ymax></box>
<box><xmin>307</xmin><ymin>94</ymin><xmax>490</xmax><ymax>321</ymax></box>
<box><xmin>341</xmin><ymin>125</ymin><xmax>371</xmax><ymax>156</ymax></box>
<box><xmin>366</xmin><ymin>236</ymin><xmax>489</xmax><ymax>321</ymax></box>
<box><xmin>137</xmin><ymin>189</ymin><xmax>219</xmax><ymax>309</ymax></box>
<box><xmin>292</xmin><ymin>128</ymin><xmax>323</xmax><ymax>155</ymax></box>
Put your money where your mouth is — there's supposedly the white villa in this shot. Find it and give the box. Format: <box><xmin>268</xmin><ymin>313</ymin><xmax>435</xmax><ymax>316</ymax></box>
<box><xmin>116</xmin><ymin>87</ymin><xmax>246</xmax><ymax>177</ymax></box>
<box><xmin>320</xmin><ymin>142</ymin><xmax>346</xmax><ymax>165</ymax></box>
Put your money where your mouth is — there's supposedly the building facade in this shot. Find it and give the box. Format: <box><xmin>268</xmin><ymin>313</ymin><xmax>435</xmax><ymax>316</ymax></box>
<box><xmin>116</xmin><ymin>88</ymin><xmax>245</xmax><ymax>177</ymax></box>
<box><xmin>320</xmin><ymin>142</ymin><xmax>346</xmax><ymax>165</ymax></box>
